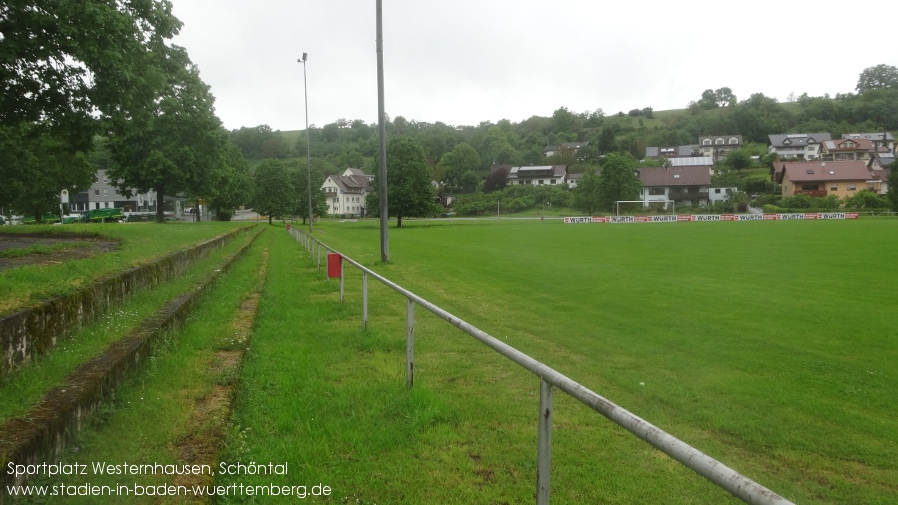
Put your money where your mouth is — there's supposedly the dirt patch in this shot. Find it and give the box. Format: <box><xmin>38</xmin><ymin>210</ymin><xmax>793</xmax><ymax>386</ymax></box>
<box><xmin>174</xmin><ymin>250</ymin><xmax>268</xmax><ymax>495</ymax></box>
<box><xmin>0</xmin><ymin>233</ymin><xmax>119</xmax><ymax>271</ymax></box>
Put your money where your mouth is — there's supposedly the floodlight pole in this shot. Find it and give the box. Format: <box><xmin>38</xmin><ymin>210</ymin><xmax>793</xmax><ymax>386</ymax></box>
<box><xmin>298</xmin><ymin>52</ymin><xmax>313</xmax><ymax>233</ymax></box>
<box><xmin>376</xmin><ymin>0</ymin><xmax>389</xmax><ymax>263</ymax></box>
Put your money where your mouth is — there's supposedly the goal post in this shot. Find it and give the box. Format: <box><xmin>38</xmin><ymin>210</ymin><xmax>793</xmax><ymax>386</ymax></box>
<box><xmin>614</xmin><ymin>200</ymin><xmax>675</xmax><ymax>216</ymax></box>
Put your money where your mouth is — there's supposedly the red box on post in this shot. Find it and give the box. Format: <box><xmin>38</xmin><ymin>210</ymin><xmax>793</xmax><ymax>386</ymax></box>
<box><xmin>327</xmin><ymin>253</ymin><xmax>342</xmax><ymax>278</ymax></box>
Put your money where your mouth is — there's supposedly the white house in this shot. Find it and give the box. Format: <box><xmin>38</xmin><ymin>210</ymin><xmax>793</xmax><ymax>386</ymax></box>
<box><xmin>767</xmin><ymin>133</ymin><xmax>831</xmax><ymax>161</ymax></box>
<box><xmin>321</xmin><ymin>168</ymin><xmax>373</xmax><ymax>217</ymax></box>
<box><xmin>565</xmin><ymin>172</ymin><xmax>583</xmax><ymax>189</ymax></box>
<box><xmin>506</xmin><ymin>166</ymin><xmax>567</xmax><ymax>186</ymax></box>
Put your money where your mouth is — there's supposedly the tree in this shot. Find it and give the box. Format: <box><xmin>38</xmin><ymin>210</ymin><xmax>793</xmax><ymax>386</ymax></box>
<box><xmin>106</xmin><ymin>49</ymin><xmax>229</xmax><ymax>222</ymax></box>
<box><xmin>714</xmin><ymin>87</ymin><xmax>737</xmax><ymax>107</ymax></box>
<box><xmin>252</xmin><ymin>159</ymin><xmax>294</xmax><ymax>225</ymax></box>
<box><xmin>551</xmin><ymin>107</ymin><xmax>577</xmax><ymax>135</ymax></box>
<box><xmin>571</xmin><ymin>170</ymin><xmax>603</xmax><ymax>215</ymax></box>
<box><xmin>596</xmin><ymin>153</ymin><xmax>642</xmax><ymax>211</ymax></box>
<box><xmin>484</xmin><ymin>166</ymin><xmax>510</xmax><ymax>193</ymax></box>
<box><xmin>697</xmin><ymin>88</ymin><xmax>737</xmax><ymax>109</ymax></box>
<box><xmin>733</xmin><ymin>94</ymin><xmax>792</xmax><ymax>144</ymax></box>
<box><xmin>698</xmin><ymin>89</ymin><xmax>718</xmax><ymax>109</ymax></box>
<box><xmin>856</xmin><ymin>64</ymin><xmax>898</xmax><ymax>94</ymax></box>
<box><xmin>438</xmin><ymin>142</ymin><xmax>481</xmax><ymax>191</ymax></box>
<box><xmin>887</xmin><ymin>169</ymin><xmax>898</xmax><ymax>212</ymax></box>
<box><xmin>367</xmin><ymin>137</ymin><xmax>436</xmax><ymax>228</ymax></box>
<box><xmin>1</xmin><ymin>0</ymin><xmax>182</xmax><ymax>142</ymax></box>
<box><xmin>206</xmin><ymin>142</ymin><xmax>252</xmax><ymax>220</ymax></box>
<box><xmin>229</xmin><ymin>125</ymin><xmax>275</xmax><ymax>159</ymax></box>
<box><xmin>1</xmin><ymin>0</ymin><xmax>185</xmax><ymax>219</ymax></box>
<box><xmin>459</xmin><ymin>171</ymin><xmax>480</xmax><ymax>193</ymax></box>
<box><xmin>725</xmin><ymin>149</ymin><xmax>752</xmax><ymax>171</ymax></box>
<box><xmin>0</xmin><ymin>123</ymin><xmax>95</xmax><ymax>222</ymax></box>
<box><xmin>711</xmin><ymin>167</ymin><xmax>740</xmax><ymax>188</ymax></box>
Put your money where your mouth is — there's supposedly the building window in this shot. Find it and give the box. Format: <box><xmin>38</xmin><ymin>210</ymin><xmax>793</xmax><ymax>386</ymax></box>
<box><xmin>702</xmin><ymin>138</ymin><xmax>711</xmax><ymax>145</ymax></box>
<box><xmin>831</xmin><ymin>185</ymin><xmax>837</xmax><ymax>191</ymax></box>
<box><xmin>848</xmin><ymin>185</ymin><xmax>857</xmax><ymax>191</ymax></box>
<box><xmin>550</xmin><ymin>179</ymin><xmax>556</xmax><ymax>184</ymax></box>
<box><xmin>715</xmin><ymin>138</ymin><xmax>724</xmax><ymax>145</ymax></box>
<box><xmin>649</xmin><ymin>188</ymin><xmax>665</xmax><ymax>195</ymax></box>
<box><xmin>714</xmin><ymin>188</ymin><xmax>721</xmax><ymax>194</ymax></box>
<box><xmin>94</xmin><ymin>190</ymin><xmax>100</xmax><ymax>196</ymax></box>
<box><xmin>801</xmin><ymin>184</ymin><xmax>819</xmax><ymax>191</ymax></box>
<box><xmin>728</xmin><ymin>137</ymin><xmax>738</xmax><ymax>144</ymax></box>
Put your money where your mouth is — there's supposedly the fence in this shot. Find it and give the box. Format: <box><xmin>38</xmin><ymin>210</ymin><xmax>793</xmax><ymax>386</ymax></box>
<box><xmin>287</xmin><ymin>226</ymin><xmax>795</xmax><ymax>505</ymax></box>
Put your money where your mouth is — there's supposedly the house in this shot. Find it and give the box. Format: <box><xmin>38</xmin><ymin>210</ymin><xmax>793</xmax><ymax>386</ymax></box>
<box><xmin>775</xmin><ymin>161</ymin><xmax>876</xmax><ymax>198</ymax></box>
<box><xmin>818</xmin><ymin>138</ymin><xmax>880</xmax><ymax>162</ymax></box>
<box><xmin>645</xmin><ymin>145</ymin><xmax>700</xmax><ymax>159</ymax></box>
<box><xmin>767</xmin><ymin>133</ymin><xmax>831</xmax><ymax>161</ymax></box>
<box><xmin>507</xmin><ymin>165</ymin><xmax>567</xmax><ymax>186</ymax></box>
<box><xmin>698</xmin><ymin>135</ymin><xmax>743</xmax><ymax>162</ymax></box>
<box><xmin>321</xmin><ymin>168</ymin><xmax>372</xmax><ymax>217</ymax></box>
<box><xmin>842</xmin><ymin>132</ymin><xmax>894</xmax><ymax>153</ymax></box>
<box><xmin>666</xmin><ymin>157</ymin><xmax>714</xmax><ymax>167</ymax></box>
<box><xmin>71</xmin><ymin>169</ymin><xmax>166</xmax><ymax>215</ymax></box>
<box><xmin>543</xmin><ymin>142</ymin><xmax>588</xmax><ymax>157</ymax></box>
<box><xmin>636</xmin><ymin>166</ymin><xmax>714</xmax><ymax>208</ymax></box>
<box><xmin>865</xmin><ymin>153</ymin><xmax>892</xmax><ymax>196</ymax></box>
<box><xmin>565</xmin><ymin>172</ymin><xmax>583</xmax><ymax>189</ymax></box>
<box><xmin>868</xmin><ymin>152</ymin><xmax>895</xmax><ymax>171</ymax></box>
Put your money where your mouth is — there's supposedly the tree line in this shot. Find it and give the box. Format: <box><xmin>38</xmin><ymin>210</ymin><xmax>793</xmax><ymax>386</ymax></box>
<box><xmin>232</xmin><ymin>63</ymin><xmax>898</xmax><ymax>218</ymax></box>
<box><xmin>1</xmin><ymin>0</ymin><xmax>251</xmax><ymax>223</ymax></box>
<box><xmin>3</xmin><ymin>0</ymin><xmax>897</xmax><ymax>224</ymax></box>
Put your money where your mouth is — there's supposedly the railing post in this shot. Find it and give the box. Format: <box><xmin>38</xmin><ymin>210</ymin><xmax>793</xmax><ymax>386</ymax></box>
<box><xmin>317</xmin><ymin>243</ymin><xmax>321</xmax><ymax>273</ymax></box>
<box><xmin>406</xmin><ymin>298</ymin><xmax>414</xmax><ymax>389</ymax></box>
<box><xmin>537</xmin><ymin>379</ymin><xmax>553</xmax><ymax>505</ymax></box>
<box><xmin>362</xmin><ymin>272</ymin><xmax>368</xmax><ymax>330</ymax></box>
<box><xmin>340</xmin><ymin>259</ymin><xmax>345</xmax><ymax>303</ymax></box>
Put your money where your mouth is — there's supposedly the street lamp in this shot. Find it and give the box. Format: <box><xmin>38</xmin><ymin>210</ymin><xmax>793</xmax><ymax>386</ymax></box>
<box><xmin>298</xmin><ymin>52</ymin><xmax>313</xmax><ymax>232</ymax></box>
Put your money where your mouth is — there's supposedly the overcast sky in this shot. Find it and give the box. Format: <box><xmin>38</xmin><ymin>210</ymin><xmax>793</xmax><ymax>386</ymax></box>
<box><xmin>169</xmin><ymin>0</ymin><xmax>896</xmax><ymax>132</ymax></box>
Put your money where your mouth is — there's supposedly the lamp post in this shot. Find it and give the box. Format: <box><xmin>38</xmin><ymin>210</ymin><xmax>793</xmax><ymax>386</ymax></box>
<box><xmin>376</xmin><ymin>0</ymin><xmax>389</xmax><ymax>262</ymax></box>
<box><xmin>298</xmin><ymin>52</ymin><xmax>313</xmax><ymax>232</ymax></box>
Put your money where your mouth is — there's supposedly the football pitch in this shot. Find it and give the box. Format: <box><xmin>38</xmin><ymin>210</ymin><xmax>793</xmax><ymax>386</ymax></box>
<box><xmin>286</xmin><ymin>218</ymin><xmax>897</xmax><ymax>504</ymax></box>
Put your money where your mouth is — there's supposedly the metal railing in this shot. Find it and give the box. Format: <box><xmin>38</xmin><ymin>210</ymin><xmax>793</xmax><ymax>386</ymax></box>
<box><xmin>287</xmin><ymin>226</ymin><xmax>795</xmax><ymax>505</ymax></box>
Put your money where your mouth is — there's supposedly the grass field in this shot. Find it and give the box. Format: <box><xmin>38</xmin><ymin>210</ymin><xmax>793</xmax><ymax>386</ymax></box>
<box><xmin>9</xmin><ymin>218</ymin><xmax>895</xmax><ymax>504</ymax></box>
<box><xmin>222</xmin><ymin>218</ymin><xmax>896</xmax><ymax>504</ymax></box>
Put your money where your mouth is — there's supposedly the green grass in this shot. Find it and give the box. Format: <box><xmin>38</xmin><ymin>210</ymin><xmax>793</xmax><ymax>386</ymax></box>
<box><xmin>0</xmin><ymin>222</ymin><xmax>254</xmax><ymax>314</ymax></box>
<box><xmin>0</xmin><ymin>230</ymin><xmax>260</xmax><ymax>423</ymax></box>
<box><xmin>11</xmin><ymin>229</ymin><xmax>269</xmax><ymax>504</ymax></box>
<box><xmin>243</xmin><ymin>217</ymin><xmax>896</xmax><ymax>504</ymax></box>
<box><xmin>8</xmin><ymin>218</ymin><xmax>896</xmax><ymax>503</ymax></box>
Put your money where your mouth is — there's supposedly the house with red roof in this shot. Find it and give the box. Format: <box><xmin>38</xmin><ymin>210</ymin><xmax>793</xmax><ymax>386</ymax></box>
<box><xmin>775</xmin><ymin>161</ymin><xmax>877</xmax><ymax>198</ymax></box>
<box><xmin>818</xmin><ymin>138</ymin><xmax>883</xmax><ymax>162</ymax></box>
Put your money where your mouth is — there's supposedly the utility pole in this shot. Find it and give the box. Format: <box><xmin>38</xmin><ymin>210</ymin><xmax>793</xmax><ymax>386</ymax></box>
<box><xmin>376</xmin><ymin>0</ymin><xmax>389</xmax><ymax>262</ymax></box>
